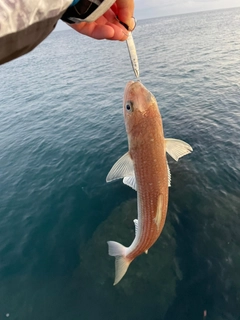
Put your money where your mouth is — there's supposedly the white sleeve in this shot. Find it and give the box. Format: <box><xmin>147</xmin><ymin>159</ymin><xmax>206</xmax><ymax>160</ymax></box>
<box><xmin>0</xmin><ymin>0</ymin><xmax>72</xmax><ymax>64</ymax></box>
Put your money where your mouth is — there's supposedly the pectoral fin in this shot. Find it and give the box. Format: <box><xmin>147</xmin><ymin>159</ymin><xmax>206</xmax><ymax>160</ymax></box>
<box><xmin>123</xmin><ymin>174</ymin><xmax>137</xmax><ymax>191</ymax></box>
<box><xmin>106</xmin><ymin>152</ymin><xmax>134</xmax><ymax>182</ymax></box>
<box><xmin>165</xmin><ymin>138</ymin><xmax>193</xmax><ymax>161</ymax></box>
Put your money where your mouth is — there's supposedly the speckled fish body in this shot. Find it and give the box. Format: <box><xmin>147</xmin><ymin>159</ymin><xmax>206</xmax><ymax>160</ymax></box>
<box><xmin>106</xmin><ymin>81</ymin><xmax>192</xmax><ymax>285</ymax></box>
<box><xmin>124</xmin><ymin>80</ymin><xmax>168</xmax><ymax>253</ymax></box>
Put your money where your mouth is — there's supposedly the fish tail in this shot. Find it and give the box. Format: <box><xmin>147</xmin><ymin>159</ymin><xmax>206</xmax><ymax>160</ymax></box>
<box><xmin>107</xmin><ymin>241</ymin><xmax>131</xmax><ymax>285</ymax></box>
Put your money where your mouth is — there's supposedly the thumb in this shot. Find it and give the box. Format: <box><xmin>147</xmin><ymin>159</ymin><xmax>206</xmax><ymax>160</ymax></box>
<box><xmin>114</xmin><ymin>0</ymin><xmax>135</xmax><ymax>31</ymax></box>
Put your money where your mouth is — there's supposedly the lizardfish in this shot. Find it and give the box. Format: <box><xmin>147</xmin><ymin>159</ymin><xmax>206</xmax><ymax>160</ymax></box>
<box><xmin>106</xmin><ymin>81</ymin><xmax>192</xmax><ymax>285</ymax></box>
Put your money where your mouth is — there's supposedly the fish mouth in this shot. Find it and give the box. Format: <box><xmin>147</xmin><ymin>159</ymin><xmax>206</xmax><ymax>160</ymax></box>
<box><xmin>124</xmin><ymin>80</ymin><xmax>145</xmax><ymax>102</ymax></box>
<box><xmin>124</xmin><ymin>81</ymin><xmax>153</xmax><ymax>106</ymax></box>
<box><xmin>123</xmin><ymin>81</ymin><xmax>135</xmax><ymax>102</ymax></box>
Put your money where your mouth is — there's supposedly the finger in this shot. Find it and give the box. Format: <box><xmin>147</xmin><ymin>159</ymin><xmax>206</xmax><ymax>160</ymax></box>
<box><xmin>115</xmin><ymin>0</ymin><xmax>134</xmax><ymax>30</ymax></box>
<box><xmin>102</xmin><ymin>9</ymin><xmax>130</xmax><ymax>40</ymax></box>
<box><xmin>106</xmin><ymin>23</ymin><xmax>128</xmax><ymax>41</ymax></box>
<box><xmin>71</xmin><ymin>22</ymin><xmax>114</xmax><ymax>39</ymax></box>
<box><xmin>71</xmin><ymin>21</ymin><xmax>127</xmax><ymax>41</ymax></box>
<box><xmin>90</xmin><ymin>23</ymin><xmax>127</xmax><ymax>40</ymax></box>
<box><xmin>103</xmin><ymin>8</ymin><xmax>129</xmax><ymax>35</ymax></box>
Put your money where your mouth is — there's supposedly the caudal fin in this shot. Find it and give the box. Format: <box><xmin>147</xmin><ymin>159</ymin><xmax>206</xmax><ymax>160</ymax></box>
<box><xmin>107</xmin><ymin>241</ymin><xmax>131</xmax><ymax>285</ymax></box>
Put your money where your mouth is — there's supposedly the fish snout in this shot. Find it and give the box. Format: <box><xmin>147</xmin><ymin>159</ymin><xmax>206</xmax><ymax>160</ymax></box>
<box><xmin>125</xmin><ymin>82</ymin><xmax>152</xmax><ymax>102</ymax></box>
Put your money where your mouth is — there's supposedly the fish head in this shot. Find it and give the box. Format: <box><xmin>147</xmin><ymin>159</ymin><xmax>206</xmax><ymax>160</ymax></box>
<box><xmin>123</xmin><ymin>81</ymin><xmax>160</xmax><ymax>134</ymax></box>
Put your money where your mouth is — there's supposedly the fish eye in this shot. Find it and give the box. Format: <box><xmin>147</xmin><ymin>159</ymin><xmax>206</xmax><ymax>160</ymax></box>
<box><xmin>125</xmin><ymin>101</ymin><xmax>134</xmax><ymax>112</ymax></box>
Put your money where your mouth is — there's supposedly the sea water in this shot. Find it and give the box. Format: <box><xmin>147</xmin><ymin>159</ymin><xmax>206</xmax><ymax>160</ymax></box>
<box><xmin>0</xmin><ymin>7</ymin><xmax>240</xmax><ymax>320</ymax></box>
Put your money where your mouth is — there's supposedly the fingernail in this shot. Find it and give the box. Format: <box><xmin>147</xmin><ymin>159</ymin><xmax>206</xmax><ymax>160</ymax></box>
<box><xmin>129</xmin><ymin>17</ymin><xmax>136</xmax><ymax>32</ymax></box>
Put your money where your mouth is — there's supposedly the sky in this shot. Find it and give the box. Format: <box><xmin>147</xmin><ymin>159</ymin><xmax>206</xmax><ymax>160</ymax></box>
<box><xmin>56</xmin><ymin>0</ymin><xmax>240</xmax><ymax>31</ymax></box>
<box><xmin>134</xmin><ymin>0</ymin><xmax>239</xmax><ymax>19</ymax></box>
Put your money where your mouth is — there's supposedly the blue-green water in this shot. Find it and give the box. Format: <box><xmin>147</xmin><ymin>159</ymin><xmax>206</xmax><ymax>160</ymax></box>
<box><xmin>0</xmin><ymin>7</ymin><xmax>240</xmax><ymax>320</ymax></box>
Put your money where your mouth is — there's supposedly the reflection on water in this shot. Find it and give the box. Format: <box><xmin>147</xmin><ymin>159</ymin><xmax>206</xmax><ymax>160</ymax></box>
<box><xmin>74</xmin><ymin>199</ymin><xmax>178</xmax><ymax>319</ymax></box>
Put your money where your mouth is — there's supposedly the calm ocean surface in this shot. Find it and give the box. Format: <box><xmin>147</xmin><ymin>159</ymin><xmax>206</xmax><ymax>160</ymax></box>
<box><xmin>0</xmin><ymin>7</ymin><xmax>240</xmax><ymax>320</ymax></box>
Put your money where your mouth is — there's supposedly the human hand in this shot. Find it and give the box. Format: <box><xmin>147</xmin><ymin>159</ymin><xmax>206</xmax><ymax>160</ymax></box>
<box><xmin>70</xmin><ymin>0</ymin><xmax>135</xmax><ymax>41</ymax></box>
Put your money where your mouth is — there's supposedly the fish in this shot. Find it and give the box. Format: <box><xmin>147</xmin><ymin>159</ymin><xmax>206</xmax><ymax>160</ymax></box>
<box><xmin>106</xmin><ymin>81</ymin><xmax>193</xmax><ymax>285</ymax></box>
